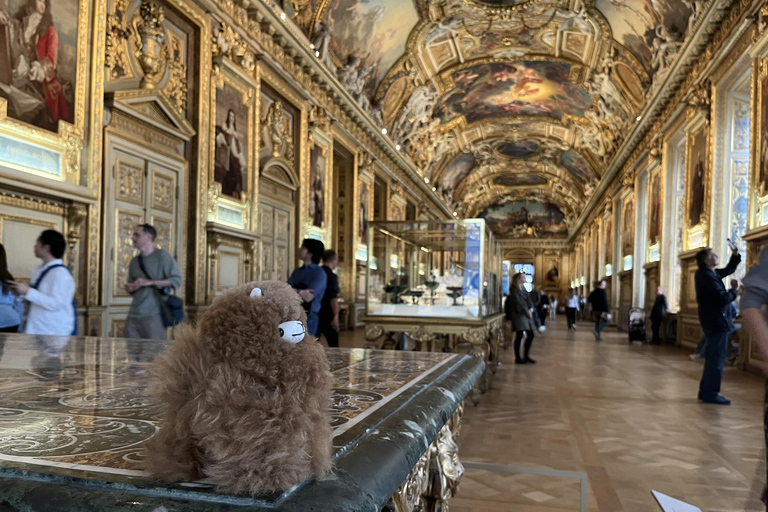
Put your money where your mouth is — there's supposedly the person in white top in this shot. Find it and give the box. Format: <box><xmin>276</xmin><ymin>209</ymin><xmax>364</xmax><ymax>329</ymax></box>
<box><xmin>9</xmin><ymin>230</ymin><xmax>75</xmax><ymax>335</ymax></box>
<box><xmin>565</xmin><ymin>288</ymin><xmax>580</xmax><ymax>330</ymax></box>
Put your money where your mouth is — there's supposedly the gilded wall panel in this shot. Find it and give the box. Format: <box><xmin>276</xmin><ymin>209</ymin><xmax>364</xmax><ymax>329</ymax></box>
<box><xmin>276</xmin><ymin>210</ymin><xmax>289</xmax><ymax>242</ymax></box>
<box><xmin>116</xmin><ymin>160</ymin><xmax>145</xmax><ymax>206</ymax></box>
<box><xmin>261</xmin><ymin>241</ymin><xmax>274</xmax><ymax>280</ymax></box>
<box><xmin>261</xmin><ymin>205</ymin><xmax>274</xmax><ymax>238</ymax></box>
<box><xmin>150</xmin><ymin>216</ymin><xmax>174</xmax><ymax>254</ymax></box>
<box><xmin>275</xmin><ymin>246</ymin><xmax>288</xmax><ymax>282</ymax></box>
<box><xmin>151</xmin><ymin>172</ymin><xmax>175</xmax><ymax>213</ymax></box>
<box><xmin>111</xmin><ymin>319</ymin><xmax>126</xmax><ymax>338</ymax></box>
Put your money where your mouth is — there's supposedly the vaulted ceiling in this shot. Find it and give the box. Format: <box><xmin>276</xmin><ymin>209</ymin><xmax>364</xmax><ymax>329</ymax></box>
<box><xmin>297</xmin><ymin>0</ymin><xmax>694</xmax><ymax>238</ymax></box>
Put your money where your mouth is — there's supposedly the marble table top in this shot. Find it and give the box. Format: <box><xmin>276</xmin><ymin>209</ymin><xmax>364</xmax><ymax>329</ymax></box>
<box><xmin>0</xmin><ymin>334</ymin><xmax>483</xmax><ymax>511</ymax></box>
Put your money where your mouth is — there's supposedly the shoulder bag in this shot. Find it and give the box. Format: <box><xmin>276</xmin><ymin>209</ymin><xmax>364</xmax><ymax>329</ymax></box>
<box><xmin>137</xmin><ymin>255</ymin><xmax>184</xmax><ymax>327</ymax></box>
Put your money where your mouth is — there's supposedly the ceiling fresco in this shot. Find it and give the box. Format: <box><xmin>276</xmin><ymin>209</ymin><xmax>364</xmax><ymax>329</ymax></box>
<box><xmin>434</xmin><ymin>62</ymin><xmax>593</xmax><ymax>125</ymax></box>
<box><xmin>481</xmin><ymin>201</ymin><xmax>568</xmax><ymax>238</ymax></box>
<box><xmin>492</xmin><ymin>174</ymin><xmax>548</xmax><ymax>187</ymax></box>
<box><xmin>326</xmin><ymin>0</ymin><xmax>419</xmax><ymax>96</ymax></box>
<box><xmin>594</xmin><ymin>0</ymin><xmax>691</xmax><ymax>72</ymax></box>
<box><xmin>496</xmin><ymin>140</ymin><xmax>540</xmax><ymax>158</ymax></box>
<box><xmin>297</xmin><ymin>0</ymin><xmax>700</xmax><ymax>239</ymax></box>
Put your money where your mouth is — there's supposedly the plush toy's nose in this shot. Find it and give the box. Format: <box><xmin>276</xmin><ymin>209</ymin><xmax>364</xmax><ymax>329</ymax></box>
<box><xmin>278</xmin><ymin>321</ymin><xmax>305</xmax><ymax>343</ymax></box>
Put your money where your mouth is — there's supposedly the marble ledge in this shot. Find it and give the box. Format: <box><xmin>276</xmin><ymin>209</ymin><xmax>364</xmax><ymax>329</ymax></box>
<box><xmin>0</xmin><ymin>334</ymin><xmax>484</xmax><ymax>511</ymax></box>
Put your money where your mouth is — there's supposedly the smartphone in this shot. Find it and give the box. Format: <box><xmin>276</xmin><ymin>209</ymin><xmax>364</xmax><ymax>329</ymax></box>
<box><xmin>726</xmin><ymin>238</ymin><xmax>737</xmax><ymax>251</ymax></box>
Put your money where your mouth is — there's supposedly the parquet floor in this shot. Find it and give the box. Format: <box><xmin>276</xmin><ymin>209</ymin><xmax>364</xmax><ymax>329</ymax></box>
<box><xmin>336</xmin><ymin>317</ymin><xmax>766</xmax><ymax>511</ymax></box>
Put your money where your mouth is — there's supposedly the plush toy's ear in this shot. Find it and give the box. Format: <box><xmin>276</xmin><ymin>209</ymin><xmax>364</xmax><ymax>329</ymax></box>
<box><xmin>250</xmin><ymin>288</ymin><xmax>263</xmax><ymax>298</ymax></box>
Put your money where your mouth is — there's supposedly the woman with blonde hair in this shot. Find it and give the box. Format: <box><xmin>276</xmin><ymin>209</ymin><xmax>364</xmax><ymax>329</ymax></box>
<box><xmin>504</xmin><ymin>272</ymin><xmax>536</xmax><ymax>364</ymax></box>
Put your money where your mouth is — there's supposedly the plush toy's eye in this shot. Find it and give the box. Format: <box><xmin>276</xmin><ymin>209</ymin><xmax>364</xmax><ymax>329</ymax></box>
<box><xmin>278</xmin><ymin>321</ymin><xmax>305</xmax><ymax>344</ymax></box>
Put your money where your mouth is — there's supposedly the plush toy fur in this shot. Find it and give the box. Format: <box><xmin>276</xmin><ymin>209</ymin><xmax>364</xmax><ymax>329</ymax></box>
<box><xmin>144</xmin><ymin>281</ymin><xmax>334</xmax><ymax>494</ymax></box>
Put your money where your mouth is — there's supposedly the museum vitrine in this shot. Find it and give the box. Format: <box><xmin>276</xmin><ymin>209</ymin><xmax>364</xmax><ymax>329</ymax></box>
<box><xmin>365</xmin><ymin>220</ymin><xmax>503</xmax><ymax>320</ymax></box>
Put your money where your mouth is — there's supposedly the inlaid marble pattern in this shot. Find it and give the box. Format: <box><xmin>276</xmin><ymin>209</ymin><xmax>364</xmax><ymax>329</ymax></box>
<box><xmin>0</xmin><ymin>335</ymin><xmax>456</xmax><ymax>490</ymax></box>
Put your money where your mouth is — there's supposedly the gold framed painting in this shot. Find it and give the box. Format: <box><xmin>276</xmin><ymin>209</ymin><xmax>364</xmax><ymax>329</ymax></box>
<box><xmin>305</xmin><ymin>126</ymin><xmax>332</xmax><ymax>242</ymax></box>
<box><xmin>685</xmin><ymin>121</ymin><xmax>709</xmax><ymax>249</ymax></box>
<box><xmin>0</xmin><ymin>0</ymin><xmax>103</xmax><ymax>187</ymax></box>
<box><xmin>207</xmin><ymin>56</ymin><xmax>256</xmax><ymax>230</ymax></box>
<box><xmin>752</xmin><ymin>53</ymin><xmax>768</xmax><ymax>228</ymax></box>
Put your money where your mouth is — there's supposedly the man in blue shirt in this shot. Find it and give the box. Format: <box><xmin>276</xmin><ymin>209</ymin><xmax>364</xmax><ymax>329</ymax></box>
<box><xmin>287</xmin><ymin>239</ymin><xmax>327</xmax><ymax>337</ymax></box>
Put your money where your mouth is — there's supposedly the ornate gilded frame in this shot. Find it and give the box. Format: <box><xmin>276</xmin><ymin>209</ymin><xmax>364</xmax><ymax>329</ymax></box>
<box><xmin>207</xmin><ymin>57</ymin><xmax>257</xmax><ymax>231</ymax></box>
<box><xmin>750</xmin><ymin>38</ymin><xmax>768</xmax><ymax>228</ymax></box>
<box><xmin>307</xmin><ymin>125</ymin><xmax>333</xmax><ymax>242</ymax></box>
<box><xmin>683</xmin><ymin>116</ymin><xmax>710</xmax><ymax>250</ymax></box>
<box><xmin>646</xmin><ymin>160</ymin><xmax>663</xmax><ymax>263</ymax></box>
<box><xmin>0</xmin><ymin>0</ymin><xmax>99</xmax><ymax>187</ymax></box>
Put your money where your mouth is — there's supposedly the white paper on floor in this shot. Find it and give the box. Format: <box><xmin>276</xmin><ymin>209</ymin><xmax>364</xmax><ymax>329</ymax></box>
<box><xmin>651</xmin><ymin>490</ymin><xmax>701</xmax><ymax>512</ymax></box>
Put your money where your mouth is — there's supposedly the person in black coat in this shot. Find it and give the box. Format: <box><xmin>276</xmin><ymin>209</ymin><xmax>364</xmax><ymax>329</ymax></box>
<box><xmin>587</xmin><ymin>280</ymin><xmax>609</xmax><ymax>341</ymax></box>
<box><xmin>649</xmin><ymin>287</ymin><xmax>668</xmax><ymax>344</ymax></box>
<box><xmin>318</xmin><ymin>250</ymin><xmax>340</xmax><ymax>348</ymax></box>
<box><xmin>537</xmin><ymin>288</ymin><xmax>550</xmax><ymax>327</ymax></box>
<box><xmin>695</xmin><ymin>245</ymin><xmax>740</xmax><ymax>405</ymax></box>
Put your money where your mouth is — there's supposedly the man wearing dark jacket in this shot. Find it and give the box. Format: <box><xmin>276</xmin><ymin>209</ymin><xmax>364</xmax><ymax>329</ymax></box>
<box><xmin>649</xmin><ymin>287</ymin><xmax>668</xmax><ymax>344</ymax></box>
<box><xmin>588</xmin><ymin>280</ymin><xmax>609</xmax><ymax>341</ymax></box>
<box><xmin>695</xmin><ymin>245</ymin><xmax>740</xmax><ymax>405</ymax></box>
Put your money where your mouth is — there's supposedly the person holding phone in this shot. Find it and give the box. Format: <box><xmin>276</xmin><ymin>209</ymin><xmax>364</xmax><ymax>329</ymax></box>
<box><xmin>694</xmin><ymin>240</ymin><xmax>741</xmax><ymax>405</ymax></box>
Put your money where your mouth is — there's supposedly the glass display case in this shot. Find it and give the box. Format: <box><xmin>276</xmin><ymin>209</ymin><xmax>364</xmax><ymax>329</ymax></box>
<box><xmin>365</xmin><ymin>220</ymin><xmax>503</xmax><ymax>320</ymax></box>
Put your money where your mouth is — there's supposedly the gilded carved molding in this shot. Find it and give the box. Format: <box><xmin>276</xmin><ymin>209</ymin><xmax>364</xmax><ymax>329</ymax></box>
<box><xmin>572</xmin><ymin>0</ymin><xmax>755</xmax><ymax>242</ymax></box>
<box><xmin>204</xmin><ymin>0</ymin><xmax>451</xmax><ymax>218</ymax></box>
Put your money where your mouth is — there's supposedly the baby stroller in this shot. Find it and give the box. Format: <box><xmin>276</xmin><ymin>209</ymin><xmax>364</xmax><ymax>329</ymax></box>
<box><xmin>628</xmin><ymin>308</ymin><xmax>647</xmax><ymax>344</ymax></box>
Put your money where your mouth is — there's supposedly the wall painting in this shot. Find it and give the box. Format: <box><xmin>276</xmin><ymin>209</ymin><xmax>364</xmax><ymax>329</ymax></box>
<box><xmin>214</xmin><ymin>83</ymin><xmax>249</xmax><ymax>199</ymax></box>
<box><xmin>0</xmin><ymin>0</ymin><xmax>81</xmax><ymax>132</ymax></box>
<box><xmin>622</xmin><ymin>199</ymin><xmax>634</xmax><ymax>257</ymax></box>
<box><xmin>309</xmin><ymin>144</ymin><xmax>326</xmax><ymax>228</ymax></box>
<box><xmin>687</xmin><ymin>127</ymin><xmax>707</xmax><ymax>227</ymax></box>
<box><xmin>359</xmin><ymin>180</ymin><xmax>370</xmax><ymax>244</ymax></box>
<box><xmin>649</xmin><ymin>172</ymin><xmax>661</xmax><ymax>244</ymax></box>
<box><xmin>759</xmin><ymin>74</ymin><xmax>768</xmax><ymax>194</ymax></box>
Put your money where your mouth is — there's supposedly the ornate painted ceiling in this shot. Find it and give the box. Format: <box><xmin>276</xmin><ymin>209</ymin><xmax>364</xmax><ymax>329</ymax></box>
<box><xmin>296</xmin><ymin>0</ymin><xmax>696</xmax><ymax>238</ymax></box>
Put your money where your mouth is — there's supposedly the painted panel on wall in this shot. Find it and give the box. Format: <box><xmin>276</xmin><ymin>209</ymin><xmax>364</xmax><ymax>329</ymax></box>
<box><xmin>214</xmin><ymin>84</ymin><xmax>248</xmax><ymax>199</ymax></box>
<box><xmin>688</xmin><ymin>128</ymin><xmax>707</xmax><ymax>227</ymax></box>
<box><xmin>0</xmin><ymin>0</ymin><xmax>80</xmax><ymax>131</ymax></box>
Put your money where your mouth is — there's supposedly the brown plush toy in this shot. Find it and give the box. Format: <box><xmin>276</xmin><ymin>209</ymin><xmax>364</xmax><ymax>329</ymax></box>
<box><xmin>144</xmin><ymin>281</ymin><xmax>334</xmax><ymax>494</ymax></box>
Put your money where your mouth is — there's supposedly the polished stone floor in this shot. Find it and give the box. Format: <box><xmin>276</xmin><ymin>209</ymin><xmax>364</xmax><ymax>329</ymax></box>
<box><xmin>339</xmin><ymin>317</ymin><xmax>767</xmax><ymax>511</ymax></box>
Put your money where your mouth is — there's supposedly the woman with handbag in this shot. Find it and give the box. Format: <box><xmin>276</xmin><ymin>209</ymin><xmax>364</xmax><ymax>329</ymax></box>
<box><xmin>588</xmin><ymin>280</ymin><xmax>610</xmax><ymax>342</ymax></box>
<box><xmin>504</xmin><ymin>272</ymin><xmax>536</xmax><ymax>365</ymax></box>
